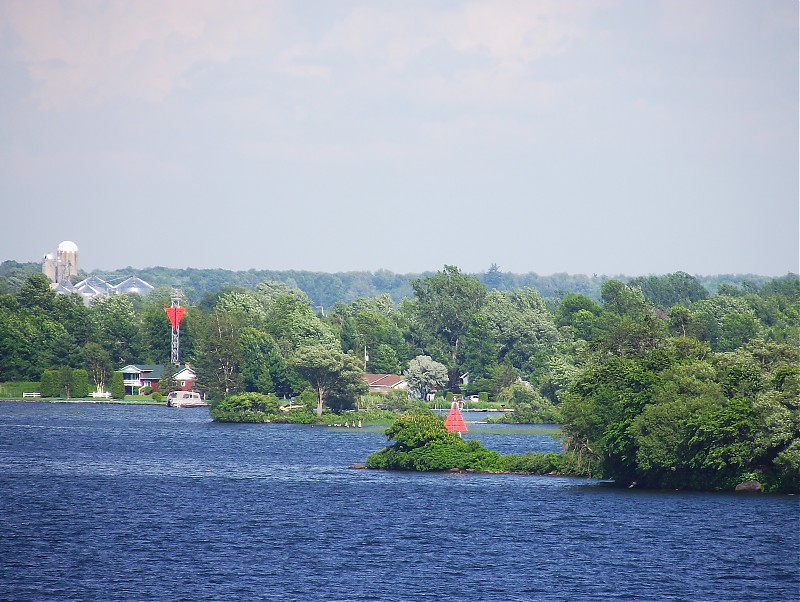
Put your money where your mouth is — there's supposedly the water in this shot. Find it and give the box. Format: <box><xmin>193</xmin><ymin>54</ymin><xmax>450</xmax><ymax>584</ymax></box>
<box><xmin>1</xmin><ymin>402</ymin><xmax>798</xmax><ymax>602</ymax></box>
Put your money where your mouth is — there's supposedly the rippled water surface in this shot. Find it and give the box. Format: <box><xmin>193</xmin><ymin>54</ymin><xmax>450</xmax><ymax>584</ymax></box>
<box><xmin>1</xmin><ymin>402</ymin><xmax>798</xmax><ymax>601</ymax></box>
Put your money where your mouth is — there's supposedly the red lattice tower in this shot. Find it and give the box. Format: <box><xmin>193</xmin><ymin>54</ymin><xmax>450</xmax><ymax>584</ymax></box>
<box><xmin>165</xmin><ymin>289</ymin><xmax>186</xmax><ymax>365</ymax></box>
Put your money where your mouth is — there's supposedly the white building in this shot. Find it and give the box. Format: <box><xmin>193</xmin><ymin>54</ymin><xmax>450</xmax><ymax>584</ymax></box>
<box><xmin>42</xmin><ymin>240</ymin><xmax>79</xmax><ymax>284</ymax></box>
<box><xmin>42</xmin><ymin>240</ymin><xmax>154</xmax><ymax>304</ymax></box>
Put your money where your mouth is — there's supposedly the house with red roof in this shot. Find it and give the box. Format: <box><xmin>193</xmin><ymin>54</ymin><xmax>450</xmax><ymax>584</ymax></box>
<box><xmin>363</xmin><ymin>374</ymin><xmax>408</xmax><ymax>394</ymax></box>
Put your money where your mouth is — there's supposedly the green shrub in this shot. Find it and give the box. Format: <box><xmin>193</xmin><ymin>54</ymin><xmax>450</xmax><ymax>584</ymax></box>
<box><xmin>40</xmin><ymin>370</ymin><xmax>58</xmax><ymax>398</ymax></box>
<box><xmin>111</xmin><ymin>372</ymin><xmax>126</xmax><ymax>400</ymax></box>
<box><xmin>297</xmin><ymin>388</ymin><xmax>318</xmax><ymax>413</ymax></box>
<box><xmin>140</xmin><ymin>386</ymin><xmax>153</xmax><ymax>396</ymax></box>
<box><xmin>71</xmin><ymin>369</ymin><xmax>89</xmax><ymax>398</ymax></box>
<box><xmin>366</xmin><ymin>414</ymin><xmax>589</xmax><ymax>476</ymax></box>
<box><xmin>478</xmin><ymin>391</ymin><xmax>489</xmax><ymax>403</ymax></box>
<box><xmin>152</xmin><ymin>392</ymin><xmax>163</xmax><ymax>402</ymax></box>
<box><xmin>210</xmin><ymin>392</ymin><xmax>282</xmax><ymax>422</ymax></box>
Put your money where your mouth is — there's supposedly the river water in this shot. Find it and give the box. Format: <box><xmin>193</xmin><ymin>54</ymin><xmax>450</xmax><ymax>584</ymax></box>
<box><xmin>1</xmin><ymin>402</ymin><xmax>797</xmax><ymax>601</ymax></box>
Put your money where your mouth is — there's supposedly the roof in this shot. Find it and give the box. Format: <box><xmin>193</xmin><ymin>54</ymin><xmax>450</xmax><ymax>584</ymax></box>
<box><xmin>58</xmin><ymin>240</ymin><xmax>78</xmax><ymax>253</ymax></box>
<box><xmin>113</xmin><ymin>276</ymin><xmax>154</xmax><ymax>294</ymax></box>
<box><xmin>120</xmin><ymin>364</ymin><xmax>165</xmax><ymax>379</ymax></box>
<box><xmin>52</xmin><ymin>281</ymin><xmax>74</xmax><ymax>294</ymax></box>
<box><xmin>173</xmin><ymin>366</ymin><xmax>196</xmax><ymax>380</ymax></box>
<box><xmin>75</xmin><ymin>276</ymin><xmax>113</xmax><ymax>294</ymax></box>
<box><xmin>364</xmin><ymin>374</ymin><xmax>407</xmax><ymax>388</ymax></box>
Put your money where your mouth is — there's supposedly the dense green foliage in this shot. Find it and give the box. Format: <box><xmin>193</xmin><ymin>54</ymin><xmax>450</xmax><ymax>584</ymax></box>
<box><xmin>560</xmin><ymin>283</ymin><xmax>800</xmax><ymax>492</ymax></box>
<box><xmin>1</xmin><ymin>264</ymin><xmax>797</xmax><ymax>491</ymax></box>
<box><xmin>210</xmin><ymin>392</ymin><xmax>397</xmax><ymax>425</ymax></box>
<box><xmin>4</xmin><ymin>260</ymin><xmax>777</xmax><ymax>307</ymax></box>
<box><xmin>111</xmin><ymin>372</ymin><xmax>126</xmax><ymax>399</ymax></box>
<box><xmin>39</xmin><ymin>367</ymin><xmax>90</xmax><ymax>398</ymax></box>
<box><xmin>365</xmin><ymin>413</ymin><xmax>580</xmax><ymax>475</ymax></box>
<box><xmin>210</xmin><ymin>392</ymin><xmax>283</xmax><ymax>422</ymax></box>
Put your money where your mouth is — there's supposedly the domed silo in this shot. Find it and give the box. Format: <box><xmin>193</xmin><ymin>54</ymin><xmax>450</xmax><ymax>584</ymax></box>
<box><xmin>56</xmin><ymin>240</ymin><xmax>79</xmax><ymax>282</ymax></box>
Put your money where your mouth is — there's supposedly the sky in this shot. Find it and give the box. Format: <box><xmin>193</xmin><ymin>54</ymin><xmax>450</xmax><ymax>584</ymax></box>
<box><xmin>0</xmin><ymin>0</ymin><xmax>797</xmax><ymax>277</ymax></box>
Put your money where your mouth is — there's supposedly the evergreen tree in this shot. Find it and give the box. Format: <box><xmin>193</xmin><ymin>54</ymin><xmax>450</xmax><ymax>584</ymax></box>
<box><xmin>111</xmin><ymin>372</ymin><xmax>126</xmax><ymax>399</ymax></box>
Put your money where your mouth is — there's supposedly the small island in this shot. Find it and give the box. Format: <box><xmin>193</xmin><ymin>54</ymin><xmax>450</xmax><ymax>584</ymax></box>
<box><xmin>366</xmin><ymin>413</ymin><xmax>580</xmax><ymax>475</ymax></box>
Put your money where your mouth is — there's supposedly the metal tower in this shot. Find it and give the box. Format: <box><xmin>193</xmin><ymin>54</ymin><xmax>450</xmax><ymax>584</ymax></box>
<box><xmin>165</xmin><ymin>289</ymin><xmax>186</xmax><ymax>365</ymax></box>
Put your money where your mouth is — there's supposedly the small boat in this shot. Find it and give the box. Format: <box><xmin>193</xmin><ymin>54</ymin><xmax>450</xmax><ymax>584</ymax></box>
<box><xmin>166</xmin><ymin>391</ymin><xmax>208</xmax><ymax>408</ymax></box>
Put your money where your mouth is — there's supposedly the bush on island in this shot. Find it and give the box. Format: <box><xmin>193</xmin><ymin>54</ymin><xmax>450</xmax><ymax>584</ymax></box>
<box><xmin>366</xmin><ymin>412</ymin><xmax>579</xmax><ymax>474</ymax></box>
<box><xmin>210</xmin><ymin>392</ymin><xmax>282</xmax><ymax>423</ymax></box>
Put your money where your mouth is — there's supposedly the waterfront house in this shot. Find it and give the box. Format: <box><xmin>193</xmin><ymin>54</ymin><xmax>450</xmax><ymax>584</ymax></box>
<box><xmin>120</xmin><ymin>364</ymin><xmax>165</xmax><ymax>395</ymax></box>
<box><xmin>363</xmin><ymin>374</ymin><xmax>408</xmax><ymax>394</ymax></box>
<box><xmin>172</xmin><ymin>364</ymin><xmax>197</xmax><ymax>391</ymax></box>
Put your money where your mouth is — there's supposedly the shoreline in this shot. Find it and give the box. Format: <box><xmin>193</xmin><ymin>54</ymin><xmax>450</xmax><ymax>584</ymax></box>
<box><xmin>1</xmin><ymin>398</ymin><xmax>169</xmax><ymax>406</ymax></box>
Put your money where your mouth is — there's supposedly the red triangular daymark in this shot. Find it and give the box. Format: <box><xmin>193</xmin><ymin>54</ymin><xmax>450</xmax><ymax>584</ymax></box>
<box><xmin>165</xmin><ymin>307</ymin><xmax>186</xmax><ymax>329</ymax></box>
<box><xmin>445</xmin><ymin>401</ymin><xmax>468</xmax><ymax>433</ymax></box>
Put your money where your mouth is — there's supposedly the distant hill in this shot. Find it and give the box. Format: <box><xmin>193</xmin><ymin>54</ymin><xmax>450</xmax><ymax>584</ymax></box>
<box><xmin>0</xmin><ymin>260</ymin><xmax>781</xmax><ymax>308</ymax></box>
<box><xmin>0</xmin><ymin>261</ymin><xmax>41</xmax><ymax>294</ymax></box>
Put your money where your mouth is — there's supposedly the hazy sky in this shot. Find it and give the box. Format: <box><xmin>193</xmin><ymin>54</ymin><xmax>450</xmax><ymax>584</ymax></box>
<box><xmin>1</xmin><ymin>0</ymin><xmax>797</xmax><ymax>276</ymax></box>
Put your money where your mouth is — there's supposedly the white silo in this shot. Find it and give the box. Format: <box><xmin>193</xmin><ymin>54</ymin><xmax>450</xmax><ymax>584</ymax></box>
<box><xmin>56</xmin><ymin>240</ymin><xmax>79</xmax><ymax>282</ymax></box>
<box><xmin>42</xmin><ymin>253</ymin><xmax>57</xmax><ymax>283</ymax></box>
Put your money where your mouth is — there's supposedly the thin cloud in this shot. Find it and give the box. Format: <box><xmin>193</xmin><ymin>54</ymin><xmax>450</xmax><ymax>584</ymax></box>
<box><xmin>3</xmin><ymin>1</ymin><xmax>609</xmax><ymax>110</ymax></box>
<box><xmin>3</xmin><ymin>0</ymin><xmax>288</xmax><ymax>108</ymax></box>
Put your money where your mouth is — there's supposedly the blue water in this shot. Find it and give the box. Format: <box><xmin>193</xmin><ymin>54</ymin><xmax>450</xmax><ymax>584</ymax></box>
<box><xmin>1</xmin><ymin>403</ymin><xmax>798</xmax><ymax>601</ymax></box>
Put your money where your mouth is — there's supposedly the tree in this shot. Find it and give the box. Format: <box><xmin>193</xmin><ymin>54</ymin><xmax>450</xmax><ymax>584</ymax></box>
<box><xmin>483</xmin><ymin>263</ymin><xmax>503</xmax><ymax>290</ymax></box>
<box><xmin>71</xmin><ymin>369</ymin><xmax>90</xmax><ymax>398</ymax></box>
<box><xmin>404</xmin><ymin>355</ymin><xmax>448</xmax><ymax>400</ymax></box>
<box><xmin>628</xmin><ymin>271</ymin><xmax>708</xmax><ymax>308</ymax></box>
<box><xmin>17</xmin><ymin>274</ymin><xmax>55</xmax><ymax>313</ymax></box>
<box><xmin>409</xmin><ymin>265</ymin><xmax>487</xmax><ymax>384</ymax></box>
<box><xmin>193</xmin><ymin>310</ymin><xmax>244</xmax><ymax>400</ymax></box>
<box><xmin>368</xmin><ymin>343</ymin><xmax>401</xmax><ymax>374</ymax></box>
<box><xmin>59</xmin><ymin>366</ymin><xmax>73</xmax><ymax>399</ymax></box>
<box><xmin>210</xmin><ymin>392</ymin><xmax>282</xmax><ymax>422</ymax></box>
<box><xmin>497</xmin><ymin>381</ymin><xmax>561</xmax><ymax>423</ymax></box>
<box><xmin>556</xmin><ymin>294</ymin><xmax>602</xmax><ymax>328</ymax></box>
<box><xmin>265</xmin><ymin>292</ymin><xmax>337</xmax><ymax>356</ymax></box>
<box><xmin>718</xmin><ymin>312</ymin><xmax>761</xmax><ymax>352</ymax></box>
<box><xmin>91</xmin><ymin>295</ymin><xmax>143</xmax><ymax>365</ymax></box>
<box><xmin>111</xmin><ymin>371</ymin><xmax>126</xmax><ymax>399</ymax></box>
<box><xmin>291</xmin><ymin>345</ymin><xmax>367</xmax><ymax>416</ymax></box>
<box><xmin>83</xmin><ymin>342</ymin><xmax>112</xmax><ymax>393</ymax></box>
<box><xmin>40</xmin><ymin>369</ymin><xmax>58</xmax><ymax>398</ymax></box>
<box><xmin>460</xmin><ymin>313</ymin><xmax>499</xmax><ymax>390</ymax></box>
<box><xmin>238</xmin><ymin>327</ymin><xmax>281</xmax><ymax>394</ymax></box>
<box><xmin>255</xmin><ymin>280</ymin><xmax>311</xmax><ymax>305</ymax></box>
<box><xmin>215</xmin><ymin>289</ymin><xmax>269</xmax><ymax>328</ymax></box>
<box><xmin>481</xmin><ymin>288</ymin><xmax>559</xmax><ymax>377</ymax></box>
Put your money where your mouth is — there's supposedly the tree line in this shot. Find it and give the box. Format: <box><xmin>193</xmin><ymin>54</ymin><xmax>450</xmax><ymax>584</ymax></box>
<box><xmin>0</xmin><ymin>267</ymin><xmax>797</xmax><ymax>491</ymax></box>
<box><xmin>1</xmin><ymin>259</ymin><xmax>775</xmax><ymax>307</ymax></box>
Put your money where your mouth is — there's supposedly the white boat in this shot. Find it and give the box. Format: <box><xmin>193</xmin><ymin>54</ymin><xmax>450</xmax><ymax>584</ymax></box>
<box><xmin>166</xmin><ymin>391</ymin><xmax>208</xmax><ymax>408</ymax></box>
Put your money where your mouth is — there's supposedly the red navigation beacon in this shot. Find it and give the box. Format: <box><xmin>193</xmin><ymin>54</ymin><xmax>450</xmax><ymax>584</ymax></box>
<box><xmin>445</xmin><ymin>401</ymin><xmax>468</xmax><ymax>434</ymax></box>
